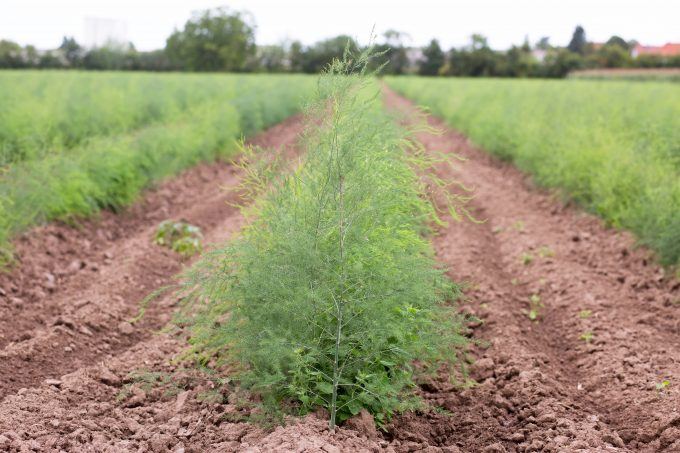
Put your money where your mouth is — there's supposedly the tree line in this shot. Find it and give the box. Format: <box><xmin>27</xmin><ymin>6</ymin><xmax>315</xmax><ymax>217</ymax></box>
<box><xmin>1</xmin><ymin>8</ymin><xmax>678</xmax><ymax>77</ymax></box>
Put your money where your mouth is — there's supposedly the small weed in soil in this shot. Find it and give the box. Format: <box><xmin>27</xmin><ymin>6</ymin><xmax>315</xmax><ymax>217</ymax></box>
<box><xmin>525</xmin><ymin>293</ymin><xmax>543</xmax><ymax>321</ymax></box>
<box><xmin>655</xmin><ymin>380</ymin><xmax>670</xmax><ymax>395</ymax></box>
<box><xmin>579</xmin><ymin>309</ymin><xmax>593</xmax><ymax>319</ymax></box>
<box><xmin>537</xmin><ymin>246</ymin><xmax>555</xmax><ymax>258</ymax></box>
<box><xmin>579</xmin><ymin>331</ymin><xmax>594</xmax><ymax>343</ymax></box>
<box><xmin>520</xmin><ymin>252</ymin><xmax>534</xmax><ymax>265</ymax></box>
<box><xmin>154</xmin><ymin>220</ymin><xmax>203</xmax><ymax>257</ymax></box>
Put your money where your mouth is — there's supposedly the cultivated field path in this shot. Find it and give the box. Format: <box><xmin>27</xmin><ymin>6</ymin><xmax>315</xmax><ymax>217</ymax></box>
<box><xmin>0</xmin><ymin>95</ymin><xmax>678</xmax><ymax>452</ymax></box>
<box><xmin>383</xmin><ymin>87</ymin><xmax>680</xmax><ymax>452</ymax></box>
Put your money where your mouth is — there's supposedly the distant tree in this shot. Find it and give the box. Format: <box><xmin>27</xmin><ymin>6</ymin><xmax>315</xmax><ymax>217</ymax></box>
<box><xmin>59</xmin><ymin>36</ymin><xmax>83</xmax><ymax>67</ymax></box>
<box><xmin>505</xmin><ymin>43</ymin><xmax>538</xmax><ymax>77</ymax></box>
<box><xmin>381</xmin><ymin>30</ymin><xmax>409</xmax><ymax>74</ymax></box>
<box><xmin>248</xmin><ymin>44</ymin><xmax>287</xmax><ymax>72</ymax></box>
<box><xmin>0</xmin><ymin>40</ymin><xmax>26</xmax><ymax>68</ymax></box>
<box><xmin>419</xmin><ymin>39</ymin><xmax>444</xmax><ymax>76</ymax></box>
<box><xmin>165</xmin><ymin>7</ymin><xmax>256</xmax><ymax>71</ymax></box>
<box><xmin>536</xmin><ymin>37</ymin><xmax>551</xmax><ymax>50</ymax></box>
<box><xmin>288</xmin><ymin>40</ymin><xmax>305</xmax><ymax>73</ymax></box>
<box><xmin>606</xmin><ymin>36</ymin><xmax>630</xmax><ymax>51</ymax></box>
<box><xmin>136</xmin><ymin>49</ymin><xmax>174</xmax><ymax>71</ymax></box>
<box><xmin>38</xmin><ymin>51</ymin><xmax>65</xmax><ymax>69</ymax></box>
<box><xmin>567</xmin><ymin>26</ymin><xmax>587</xmax><ymax>54</ymax></box>
<box><xmin>596</xmin><ymin>43</ymin><xmax>632</xmax><ymax>68</ymax></box>
<box><xmin>299</xmin><ymin>35</ymin><xmax>359</xmax><ymax>73</ymax></box>
<box><xmin>445</xmin><ymin>34</ymin><xmax>498</xmax><ymax>77</ymax></box>
<box><xmin>83</xmin><ymin>43</ymin><xmax>138</xmax><ymax>70</ymax></box>
<box><xmin>544</xmin><ymin>48</ymin><xmax>583</xmax><ymax>77</ymax></box>
<box><xmin>470</xmin><ymin>34</ymin><xmax>489</xmax><ymax>51</ymax></box>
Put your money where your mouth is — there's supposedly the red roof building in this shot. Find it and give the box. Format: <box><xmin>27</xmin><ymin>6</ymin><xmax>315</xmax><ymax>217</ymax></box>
<box><xmin>632</xmin><ymin>43</ymin><xmax>680</xmax><ymax>58</ymax></box>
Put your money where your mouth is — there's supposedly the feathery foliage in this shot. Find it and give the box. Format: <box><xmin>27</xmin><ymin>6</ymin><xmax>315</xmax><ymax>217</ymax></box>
<box><xmin>0</xmin><ymin>73</ymin><xmax>314</xmax><ymax>264</ymax></box>
<box><xmin>387</xmin><ymin>77</ymin><xmax>680</xmax><ymax>266</ymax></box>
<box><xmin>177</xmin><ymin>50</ymin><xmax>469</xmax><ymax>429</ymax></box>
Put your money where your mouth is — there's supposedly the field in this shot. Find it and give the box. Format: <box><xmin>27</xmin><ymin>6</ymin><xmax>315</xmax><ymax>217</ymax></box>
<box><xmin>568</xmin><ymin>68</ymin><xmax>680</xmax><ymax>82</ymax></box>
<box><xmin>386</xmin><ymin>76</ymin><xmax>680</xmax><ymax>266</ymax></box>
<box><xmin>0</xmin><ymin>66</ymin><xmax>679</xmax><ymax>452</ymax></box>
<box><xmin>0</xmin><ymin>71</ymin><xmax>315</xmax><ymax>261</ymax></box>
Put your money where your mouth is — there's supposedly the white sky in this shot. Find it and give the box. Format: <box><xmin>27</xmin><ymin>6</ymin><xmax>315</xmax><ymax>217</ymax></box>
<box><xmin>2</xmin><ymin>0</ymin><xmax>679</xmax><ymax>51</ymax></box>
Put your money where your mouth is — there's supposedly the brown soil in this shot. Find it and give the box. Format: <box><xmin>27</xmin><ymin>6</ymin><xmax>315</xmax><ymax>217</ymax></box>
<box><xmin>0</xmin><ymin>92</ymin><xmax>678</xmax><ymax>453</ymax></box>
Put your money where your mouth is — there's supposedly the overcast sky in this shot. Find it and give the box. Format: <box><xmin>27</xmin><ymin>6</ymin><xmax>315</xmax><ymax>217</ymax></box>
<box><xmin>2</xmin><ymin>0</ymin><xmax>679</xmax><ymax>51</ymax></box>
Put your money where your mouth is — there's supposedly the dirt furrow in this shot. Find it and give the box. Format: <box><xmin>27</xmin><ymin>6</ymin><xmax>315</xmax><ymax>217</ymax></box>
<box><xmin>0</xmin><ymin>96</ymin><xmax>678</xmax><ymax>453</ymax></box>
<box><xmin>0</xmin><ymin>116</ymin><xmax>305</xmax><ymax>399</ymax></box>
<box><xmin>384</xmin><ymin>87</ymin><xmax>680</xmax><ymax>452</ymax></box>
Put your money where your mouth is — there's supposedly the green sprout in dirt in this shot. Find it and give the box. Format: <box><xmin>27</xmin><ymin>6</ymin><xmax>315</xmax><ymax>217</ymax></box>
<box><xmin>520</xmin><ymin>252</ymin><xmax>534</xmax><ymax>265</ymax></box>
<box><xmin>154</xmin><ymin>220</ymin><xmax>203</xmax><ymax>257</ymax></box>
<box><xmin>655</xmin><ymin>380</ymin><xmax>670</xmax><ymax>394</ymax></box>
<box><xmin>174</xmin><ymin>47</ymin><xmax>470</xmax><ymax>430</ymax></box>
<box><xmin>579</xmin><ymin>309</ymin><xmax>593</xmax><ymax>319</ymax></box>
<box><xmin>525</xmin><ymin>293</ymin><xmax>543</xmax><ymax>321</ymax></box>
<box><xmin>537</xmin><ymin>246</ymin><xmax>555</xmax><ymax>258</ymax></box>
<box><xmin>512</xmin><ymin>220</ymin><xmax>525</xmax><ymax>232</ymax></box>
<box><xmin>579</xmin><ymin>331</ymin><xmax>594</xmax><ymax>343</ymax></box>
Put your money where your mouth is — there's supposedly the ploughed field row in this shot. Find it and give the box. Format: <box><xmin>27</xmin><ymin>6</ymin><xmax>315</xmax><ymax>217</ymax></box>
<box><xmin>0</xmin><ymin>69</ymin><xmax>678</xmax><ymax>452</ymax></box>
<box><xmin>0</xmin><ymin>71</ymin><xmax>315</xmax><ymax>261</ymax></box>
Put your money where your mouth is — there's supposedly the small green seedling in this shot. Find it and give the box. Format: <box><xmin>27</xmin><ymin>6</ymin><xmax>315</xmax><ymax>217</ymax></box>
<box><xmin>155</xmin><ymin>220</ymin><xmax>203</xmax><ymax>257</ymax></box>
<box><xmin>526</xmin><ymin>293</ymin><xmax>543</xmax><ymax>321</ymax></box>
<box><xmin>655</xmin><ymin>380</ymin><xmax>671</xmax><ymax>397</ymax></box>
<box><xmin>579</xmin><ymin>331</ymin><xmax>594</xmax><ymax>343</ymax></box>
<box><xmin>520</xmin><ymin>252</ymin><xmax>534</xmax><ymax>265</ymax></box>
<box><xmin>512</xmin><ymin>220</ymin><xmax>525</xmax><ymax>232</ymax></box>
<box><xmin>537</xmin><ymin>246</ymin><xmax>555</xmax><ymax>258</ymax></box>
<box><xmin>656</xmin><ymin>380</ymin><xmax>670</xmax><ymax>390</ymax></box>
<box><xmin>492</xmin><ymin>226</ymin><xmax>504</xmax><ymax>234</ymax></box>
<box><xmin>432</xmin><ymin>406</ymin><xmax>454</xmax><ymax>416</ymax></box>
<box><xmin>579</xmin><ymin>310</ymin><xmax>592</xmax><ymax>319</ymax></box>
<box><xmin>511</xmin><ymin>278</ymin><xmax>520</xmax><ymax>286</ymax></box>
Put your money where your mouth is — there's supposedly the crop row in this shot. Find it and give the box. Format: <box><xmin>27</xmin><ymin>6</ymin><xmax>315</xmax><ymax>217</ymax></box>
<box><xmin>387</xmin><ymin>77</ymin><xmax>680</xmax><ymax>266</ymax></box>
<box><xmin>177</xmin><ymin>54</ymin><xmax>468</xmax><ymax>428</ymax></box>
<box><xmin>0</xmin><ymin>73</ymin><xmax>315</xmax><ymax>261</ymax></box>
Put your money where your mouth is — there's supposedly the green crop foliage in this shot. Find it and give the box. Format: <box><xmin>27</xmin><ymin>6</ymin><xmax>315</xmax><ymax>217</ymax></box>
<box><xmin>0</xmin><ymin>72</ymin><xmax>315</xmax><ymax>264</ymax></box>
<box><xmin>386</xmin><ymin>77</ymin><xmax>680</xmax><ymax>267</ymax></box>
<box><xmin>176</xmin><ymin>50</ymin><xmax>469</xmax><ymax>429</ymax></box>
<box><xmin>155</xmin><ymin>220</ymin><xmax>203</xmax><ymax>257</ymax></box>
<box><xmin>579</xmin><ymin>331</ymin><xmax>594</xmax><ymax>343</ymax></box>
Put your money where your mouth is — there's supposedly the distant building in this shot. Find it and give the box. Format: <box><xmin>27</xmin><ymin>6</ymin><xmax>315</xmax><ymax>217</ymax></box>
<box><xmin>632</xmin><ymin>43</ymin><xmax>680</xmax><ymax>58</ymax></box>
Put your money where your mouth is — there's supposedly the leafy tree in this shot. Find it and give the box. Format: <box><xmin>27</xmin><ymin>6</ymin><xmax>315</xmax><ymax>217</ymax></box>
<box><xmin>247</xmin><ymin>44</ymin><xmax>287</xmax><ymax>72</ymax></box>
<box><xmin>38</xmin><ymin>51</ymin><xmax>64</xmax><ymax>69</ymax></box>
<box><xmin>380</xmin><ymin>30</ymin><xmax>410</xmax><ymax>75</ymax></box>
<box><xmin>544</xmin><ymin>48</ymin><xmax>583</xmax><ymax>77</ymax></box>
<box><xmin>59</xmin><ymin>36</ymin><xmax>83</xmax><ymax>67</ymax></box>
<box><xmin>299</xmin><ymin>35</ymin><xmax>360</xmax><ymax>73</ymax></box>
<box><xmin>0</xmin><ymin>40</ymin><xmax>26</xmax><ymax>68</ymax></box>
<box><xmin>288</xmin><ymin>40</ymin><xmax>305</xmax><ymax>73</ymax></box>
<box><xmin>445</xmin><ymin>35</ymin><xmax>499</xmax><ymax>77</ymax></box>
<box><xmin>419</xmin><ymin>39</ymin><xmax>444</xmax><ymax>76</ymax></box>
<box><xmin>567</xmin><ymin>25</ymin><xmax>587</xmax><ymax>54</ymax></box>
<box><xmin>165</xmin><ymin>7</ymin><xmax>256</xmax><ymax>71</ymax></box>
<box><xmin>82</xmin><ymin>43</ymin><xmax>138</xmax><ymax>70</ymax></box>
<box><xmin>606</xmin><ymin>36</ymin><xmax>630</xmax><ymax>51</ymax></box>
<box><xmin>136</xmin><ymin>49</ymin><xmax>174</xmax><ymax>71</ymax></box>
<box><xmin>536</xmin><ymin>37</ymin><xmax>551</xmax><ymax>50</ymax></box>
<box><xmin>595</xmin><ymin>43</ymin><xmax>632</xmax><ymax>68</ymax></box>
<box><xmin>505</xmin><ymin>43</ymin><xmax>539</xmax><ymax>77</ymax></box>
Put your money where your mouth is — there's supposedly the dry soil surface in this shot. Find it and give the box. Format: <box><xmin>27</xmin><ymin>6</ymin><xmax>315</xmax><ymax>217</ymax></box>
<box><xmin>0</xmin><ymin>93</ymin><xmax>678</xmax><ymax>453</ymax></box>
